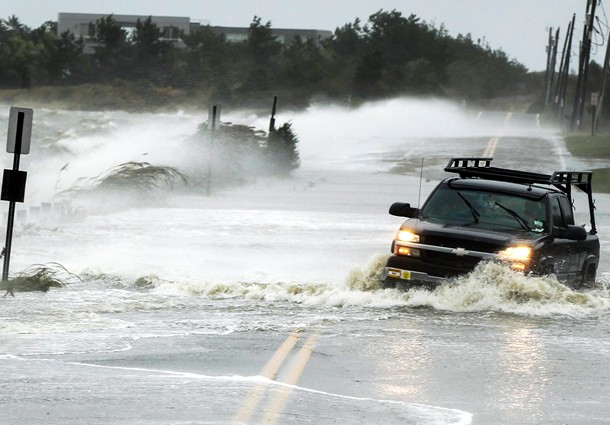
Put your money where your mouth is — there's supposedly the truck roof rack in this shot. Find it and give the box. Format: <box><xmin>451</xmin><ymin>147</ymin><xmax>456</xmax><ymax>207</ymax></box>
<box><xmin>444</xmin><ymin>157</ymin><xmax>592</xmax><ymax>196</ymax></box>
<box><xmin>445</xmin><ymin>157</ymin><xmax>596</xmax><ymax>234</ymax></box>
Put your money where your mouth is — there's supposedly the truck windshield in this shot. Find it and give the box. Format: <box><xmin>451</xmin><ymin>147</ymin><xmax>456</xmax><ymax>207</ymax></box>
<box><xmin>420</xmin><ymin>186</ymin><xmax>547</xmax><ymax>233</ymax></box>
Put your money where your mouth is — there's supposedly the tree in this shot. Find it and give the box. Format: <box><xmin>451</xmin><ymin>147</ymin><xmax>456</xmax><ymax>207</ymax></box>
<box><xmin>331</xmin><ymin>19</ymin><xmax>364</xmax><ymax>58</ymax></box>
<box><xmin>0</xmin><ymin>16</ymin><xmax>39</xmax><ymax>88</ymax></box>
<box><xmin>362</xmin><ymin>10</ymin><xmax>447</xmax><ymax>92</ymax></box>
<box><xmin>0</xmin><ymin>35</ymin><xmax>39</xmax><ymax>88</ymax></box>
<box><xmin>353</xmin><ymin>50</ymin><xmax>384</xmax><ymax>97</ymax></box>
<box><xmin>27</xmin><ymin>21</ymin><xmax>86</xmax><ymax>85</ymax></box>
<box><xmin>403</xmin><ymin>58</ymin><xmax>441</xmax><ymax>94</ymax></box>
<box><xmin>0</xmin><ymin>16</ymin><xmax>37</xmax><ymax>87</ymax></box>
<box><xmin>93</xmin><ymin>15</ymin><xmax>128</xmax><ymax>80</ymax></box>
<box><xmin>130</xmin><ymin>17</ymin><xmax>172</xmax><ymax>82</ymax></box>
<box><xmin>239</xmin><ymin>16</ymin><xmax>283</xmax><ymax>93</ymax></box>
<box><xmin>2</xmin><ymin>15</ymin><xmax>28</xmax><ymax>36</ymax></box>
<box><xmin>247</xmin><ymin>16</ymin><xmax>281</xmax><ymax>65</ymax></box>
<box><xmin>50</xmin><ymin>31</ymin><xmax>87</xmax><ymax>83</ymax></box>
<box><xmin>267</xmin><ymin>122</ymin><xmax>300</xmax><ymax>174</ymax></box>
<box><xmin>277</xmin><ymin>37</ymin><xmax>330</xmax><ymax>95</ymax></box>
<box><xmin>447</xmin><ymin>59</ymin><xmax>483</xmax><ymax>99</ymax></box>
<box><xmin>181</xmin><ymin>25</ymin><xmax>238</xmax><ymax>98</ymax></box>
<box><xmin>0</xmin><ymin>12</ymin><xmax>533</xmax><ymax>105</ymax></box>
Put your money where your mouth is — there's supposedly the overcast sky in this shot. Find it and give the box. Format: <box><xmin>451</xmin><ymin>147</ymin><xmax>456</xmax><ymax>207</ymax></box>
<box><xmin>5</xmin><ymin>0</ymin><xmax>606</xmax><ymax>71</ymax></box>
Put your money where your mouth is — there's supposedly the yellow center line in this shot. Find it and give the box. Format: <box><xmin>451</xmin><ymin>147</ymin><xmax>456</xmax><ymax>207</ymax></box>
<box><xmin>483</xmin><ymin>137</ymin><xmax>498</xmax><ymax>157</ymax></box>
<box><xmin>261</xmin><ymin>332</ymin><xmax>301</xmax><ymax>379</ymax></box>
<box><xmin>482</xmin><ymin>112</ymin><xmax>511</xmax><ymax>157</ymax></box>
<box><xmin>232</xmin><ymin>332</ymin><xmax>301</xmax><ymax>425</ymax></box>
<box><xmin>260</xmin><ymin>334</ymin><xmax>318</xmax><ymax>425</ymax></box>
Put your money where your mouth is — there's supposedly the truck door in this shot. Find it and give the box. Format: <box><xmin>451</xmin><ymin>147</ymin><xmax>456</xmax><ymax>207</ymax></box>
<box><xmin>547</xmin><ymin>195</ymin><xmax>582</xmax><ymax>283</ymax></box>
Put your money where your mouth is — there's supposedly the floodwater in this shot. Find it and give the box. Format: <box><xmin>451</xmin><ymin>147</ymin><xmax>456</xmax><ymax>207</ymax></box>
<box><xmin>0</xmin><ymin>99</ymin><xmax>609</xmax><ymax>425</ymax></box>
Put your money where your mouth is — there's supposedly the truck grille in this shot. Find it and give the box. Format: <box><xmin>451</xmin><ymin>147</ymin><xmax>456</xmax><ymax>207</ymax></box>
<box><xmin>418</xmin><ymin>235</ymin><xmax>500</xmax><ymax>271</ymax></box>
<box><xmin>421</xmin><ymin>235</ymin><xmax>499</xmax><ymax>252</ymax></box>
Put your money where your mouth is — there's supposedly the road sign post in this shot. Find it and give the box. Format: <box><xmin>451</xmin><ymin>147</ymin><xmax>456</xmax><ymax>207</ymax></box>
<box><xmin>2</xmin><ymin>107</ymin><xmax>32</xmax><ymax>283</ymax></box>
<box><xmin>206</xmin><ymin>105</ymin><xmax>220</xmax><ymax>196</ymax></box>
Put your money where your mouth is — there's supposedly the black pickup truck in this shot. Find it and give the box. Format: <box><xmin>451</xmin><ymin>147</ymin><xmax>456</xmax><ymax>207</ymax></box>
<box><xmin>382</xmin><ymin>158</ymin><xmax>600</xmax><ymax>289</ymax></box>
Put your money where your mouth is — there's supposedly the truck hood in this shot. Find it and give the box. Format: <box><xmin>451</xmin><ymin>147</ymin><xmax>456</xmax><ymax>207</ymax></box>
<box><xmin>404</xmin><ymin>218</ymin><xmax>545</xmax><ymax>248</ymax></box>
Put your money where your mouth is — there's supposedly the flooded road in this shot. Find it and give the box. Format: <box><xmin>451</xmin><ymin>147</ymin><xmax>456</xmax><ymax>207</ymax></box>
<box><xmin>0</xmin><ymin>99</ymin><xmax>609</xmax><ymax>425</ymax></box>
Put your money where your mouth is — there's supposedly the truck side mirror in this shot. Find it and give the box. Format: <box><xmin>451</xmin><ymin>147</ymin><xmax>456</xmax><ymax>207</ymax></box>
<box><xmin>389</xmin><ymin>202</ymin><xmax>420</xmax><ymax>218</ymax></box>
<box><xmin>553</xmin><ymin>224</ymin><xmax>587</xmax><ymax>241</ymax></box>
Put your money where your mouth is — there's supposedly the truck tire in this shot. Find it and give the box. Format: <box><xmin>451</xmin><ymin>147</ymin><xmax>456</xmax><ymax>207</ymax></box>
<box><xmin>581</xmin><ymin>262</ymin><xmax>597</xmax><ymax>287</ymax></box>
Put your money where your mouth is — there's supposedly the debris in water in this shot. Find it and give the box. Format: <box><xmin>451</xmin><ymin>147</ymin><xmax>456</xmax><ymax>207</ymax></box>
<box><xmin>1</xmin><ymin>262</ymin><xmax>82</xmax><ymax>297</ymax></box>
<box><xmin>57</xmin><ymin>161</ymin><xmax>187</xmax><ymax>199</ymax></box>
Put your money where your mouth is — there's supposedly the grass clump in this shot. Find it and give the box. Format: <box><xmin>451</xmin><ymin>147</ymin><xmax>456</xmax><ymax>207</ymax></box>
<box><xmin>1</xmin><ymin>263</ymin><xmax>82</xmax><ymax>297</ymax></box>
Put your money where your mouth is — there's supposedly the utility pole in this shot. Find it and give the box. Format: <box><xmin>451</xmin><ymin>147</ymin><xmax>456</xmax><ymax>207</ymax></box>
<box><xmin>549</xmin><ymin>28</ymin><xmax>560</xmax><ymax>105</ymax></box>
<box><xmin>544</xmin><ymin>27</ymin><xmax>554</xmax><ymax>106</ymax></box>
<box><xmin>546</xmin><ymin>28</ymin><xmax>560</xmax><ymax>106</ymax></box>
<box><xmin>558</xmin><ymin>15</ymin><xmax>576</xmax><ymax>127</ymax></box>
<box><xmin>594</xmin><ymin>26</ymin><xmax>610</xmax><ymax>129</ymax></box>
<box><xmin>553</xmin><ymin>21</ymin><xmax>570</xmax><ymax>117</ymax></box>
<box><xmin>577</xmin><ymin>0</ymin><xmax>598</xmax><ymax>129</ymax></box>
<box><xmin>570</xmin><ymin>0</ymin><xmax>597</xmax><ymax>131</ymax></box>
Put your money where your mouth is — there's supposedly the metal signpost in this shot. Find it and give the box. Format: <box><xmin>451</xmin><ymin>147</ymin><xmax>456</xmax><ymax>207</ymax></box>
<box><xmin>206</xmin><ymin>105</ymin><xmax>220</xmax><ymax>196</ymax></box>
<box><xmin>269</xmin><ymin>96</ymin><xmax>277</xmax><ymax>133</ymax></box>
<box><xmin>2</xmin><ymin>107</ymin><xmax>33</xmax><ymax>282</ymax></box>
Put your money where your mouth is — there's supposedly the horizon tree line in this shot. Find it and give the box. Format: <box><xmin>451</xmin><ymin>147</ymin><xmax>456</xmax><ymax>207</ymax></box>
<box><xmin>0</xmin><ymin>10</ymin><xmax>544</xmax><ymax>106</ymax></box>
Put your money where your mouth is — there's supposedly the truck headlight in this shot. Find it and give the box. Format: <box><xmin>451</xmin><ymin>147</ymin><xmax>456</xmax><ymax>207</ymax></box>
<box><xmin>395</xmin><ymin>230</ymin><xmax>420</xmax><ymax>257</ymax></box>
<box><xmin>396</xmin><ymin>230</ymin><xmax>419</xmax><ymax>243</ymax></box>
<box><xmin>497</xmin><ymin>246</ymin><xmax>532</xmax><ymax>271</ymax></box>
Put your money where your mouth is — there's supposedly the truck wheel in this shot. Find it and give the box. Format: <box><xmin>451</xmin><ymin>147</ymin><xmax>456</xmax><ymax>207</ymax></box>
<box><xmin>582</xmin><ymin>263</ymin><xmax>597</xmax><ymax>287</ymax></box>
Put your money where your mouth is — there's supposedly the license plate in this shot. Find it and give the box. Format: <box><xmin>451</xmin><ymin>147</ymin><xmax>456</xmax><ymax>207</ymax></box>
<box><xmin>400</xmin><ymin>271</ymin><xmax>411</xmax><ymax>280</ymax></box>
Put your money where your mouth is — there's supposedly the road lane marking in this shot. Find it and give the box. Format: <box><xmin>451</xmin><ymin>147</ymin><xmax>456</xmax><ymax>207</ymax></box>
<box><xmin>232</xmin><ymin>332</ymin><xmax>301</xmax><ymax>425</ymax></box>
<box><xmin>483</xmin><ymin>137</ymin><xmax>498</xmax><ymax>157</ymax></box>
<box><xmin>481</xmin><ymin>112</ymin><xmax>512</xmax><ymax>157</ymax></box>
<box><xmin>261</xmin><ymin>332</ymin><xmax>301</xmax><ymax>379</ymax></box>
<box><xmin>260</xmin><ymin>334</ymin><xmax>318</xmax><ymax>425</ymax></box>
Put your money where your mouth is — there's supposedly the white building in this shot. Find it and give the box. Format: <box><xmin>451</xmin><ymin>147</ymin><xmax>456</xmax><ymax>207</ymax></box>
<box><xmin>57</xmin><ymin>12</ymin><xmax>332</xmax><ymax>53</ymax></box>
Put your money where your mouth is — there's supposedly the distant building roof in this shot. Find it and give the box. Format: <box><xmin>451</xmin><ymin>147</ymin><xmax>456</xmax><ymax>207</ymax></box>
<box><xmin>58</xmin><ymin>12</ymin><xmax>191</xmax><ymax>37</ymax></box>
<box><xmin>205</xmin><ymin>25</ymin><xmax>332</xmax><ymax>46</ymax></box>
<box><xmin>57</xmin><ymin>12</ymin><xmax>333</xmax><ymax>52</ymax></box>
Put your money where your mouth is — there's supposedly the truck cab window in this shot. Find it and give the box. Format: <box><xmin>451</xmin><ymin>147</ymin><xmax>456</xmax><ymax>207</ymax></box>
<box><xmin>551</xmin><ymin>197</ymin><xmax>565</xmax><ymax>228</ymax></box>
<box><xmin>558</xmin><ymin>196</ymin><xmax>575</xmax><ymax>225</ymax></box>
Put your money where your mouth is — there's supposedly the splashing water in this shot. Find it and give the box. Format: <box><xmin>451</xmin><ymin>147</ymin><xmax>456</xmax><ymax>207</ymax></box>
<box><xmin>2</xmin><ymin>100</ymin><xmax>609</xmax><ymax>320</ymax></box>
<box><xmin>74</xmin><ymin>256</ymin><xmax>610</xmax><ymax>318</ymax></box>
<box><xmin>403</xmin><ymin>263</ymin><xmax>610</xmax><ymax>316</ymax></box>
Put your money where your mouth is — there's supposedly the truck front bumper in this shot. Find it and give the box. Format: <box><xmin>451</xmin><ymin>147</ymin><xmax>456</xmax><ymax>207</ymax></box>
<box><xmin>381</xmin><ymin>253</ymin><xmax>479</xmax><ymax>289</ymax></box>
<box><xmin>382</xmin><ymin>266</ymin><xmax>446</xmax><ymax>288</ymax></box>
